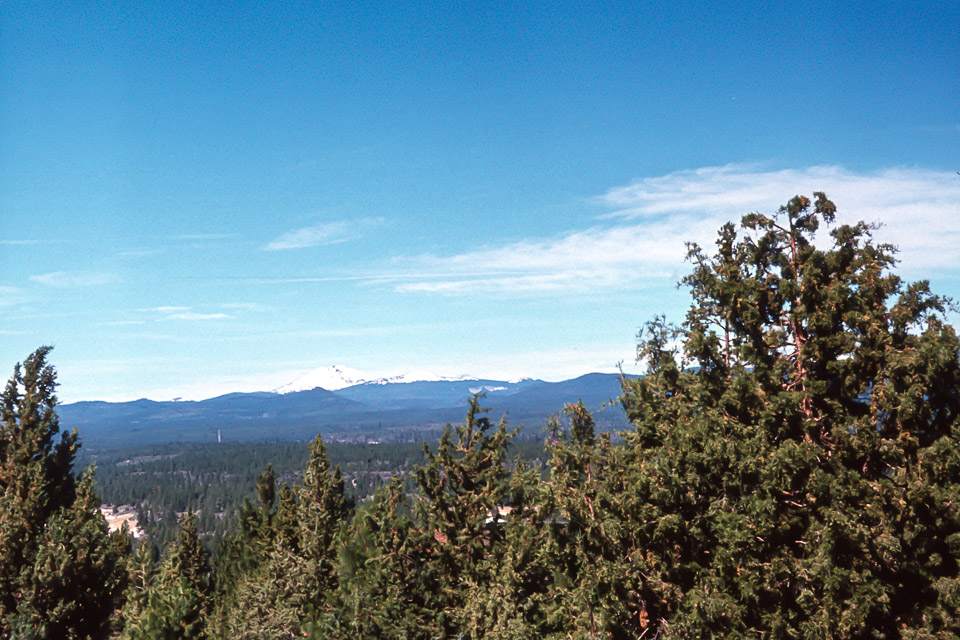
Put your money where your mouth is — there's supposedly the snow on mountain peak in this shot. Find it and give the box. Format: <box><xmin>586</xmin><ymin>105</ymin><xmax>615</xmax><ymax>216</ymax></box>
<box><xmin>364</xmin><ymin>370</ymin><xmax>478</xmax><ymax>385</ymax></box>
<box><xmin>273</xmin><ymin>365</ymin><xmax>369</xmax><ymax>393</ymax></box>
<box><xmin>273</xmin><ymin>366</ymin><xmax>484</xmax><ymax>393</ymax></box>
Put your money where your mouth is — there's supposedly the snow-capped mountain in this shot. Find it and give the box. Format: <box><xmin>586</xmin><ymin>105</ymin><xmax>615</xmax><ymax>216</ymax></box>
<box><xmin>273</xmin><ymin>365</ymin><xmax>369</xmax><ymax>393</ymax></box>
<box><xmin>363</xmin><ymin>370</ymin><xmax>478</xmax><ymax>386</ymax></box>
<box><xmin>273</xmin><ymin>366</ymin><xmax>479</xmax><ymax>393</ymax></box>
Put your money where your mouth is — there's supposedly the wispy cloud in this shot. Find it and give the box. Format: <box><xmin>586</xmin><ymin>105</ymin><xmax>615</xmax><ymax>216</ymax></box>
<box><xmin>392</xmin><ymin>220</ymin><xmax>691</xmax><ymax>295</ymax></box>
<box><xmin>219</xmin><ymin>302</ymin><xmax>268</xmax><ymax>312</ymax></box>
<box><xmin>0</xmin><ymin>285</ymin><xmax>30</xmax><ymax>307</ymax></box>
<box><xmin>0</xmin><ymin>239</ymin><xmax>42</xmax><ymax>246</ymax></box>
<box><xmin>292</xmin><ymin>325</ymin><xmax>424</xmax><ymax>338</ymax></box>
<box><xmin>165</xmin><ymin>312</ymin><xmax>230</xmax><ymax>321</ymax></box>
<box><xmin>394</xmin><ymin>272</ymin><xmax>602</xmax><ymax>294</ymax></box>
<box><xmin>172</xmin><ymin>233</ymin><xmax>235</xmax><ymax>241</ymax></box>
<box><xmin>29</xmin><ymin>271</ymin><xmax>118</xmax><ymax>288</ymax></box>
<box><xmin>597</xmin><ymin>165</ymin><xmax>960</xmax><ymax>274</ymax></box>
<box><xmin>394</xmin><ymin>165</ymin><xmax>960</xmax><ymax>295</ymax></box>
<box><xmin>264</xmin><ymin>217</ymin><xmax>383</xmax><ymax>251</ymax></box>
<box><xmin>188</xmin><ymin>274</ymin><xmax>420</xmax><ymax>284</ymax></box>
<box><xmin>118</xmin><ymin>248</ymin><xmax>163</xmax><ymax>257</ymax></box>
<box><xmin>139</xmin><ymin>306</ymin><xmax>191</xmax><ymax>314</ymax></box>
<box><xmin>138</xmin><ymin>306</ymin><xmax>232</xmax><ymax>321</ymax></box>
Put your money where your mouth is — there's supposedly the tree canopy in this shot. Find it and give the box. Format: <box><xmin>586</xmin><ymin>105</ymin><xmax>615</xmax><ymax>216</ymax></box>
<box><xmin>617</xmin><ymin>193</ymin><xmax>960</xmax><ymax>636</ymax></box>
<box><xmin>0</xmin><ymin>347</ymin><xmax>127</xmax><ymax>639</ymax></box>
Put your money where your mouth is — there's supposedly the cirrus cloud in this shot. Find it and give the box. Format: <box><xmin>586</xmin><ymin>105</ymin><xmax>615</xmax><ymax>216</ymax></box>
<box><xmin>29</xmin><ymin>271</ymin><xmax>118</xmax><ymax>288</ymax></box>
<box><xmin>138</xmin><ymin>306</ymin><xmax>231</xmax><ymax>321</ymax></box>
<box><xmin>264</xmin><ymin>217</ymin><xmax>384</xmax><ymax>251</ymax></box>
<box><xmin>165</xmin><ymin>312</ymin><xmax>230</xmax><ymax>321</ymax></box>
<box><xmin>0</xmin><ymin>285</ymin><xmax>30</xmax><ymax>307</ymax></box>
<box><xmin>393</xmin><ymin>165</ymin><xmax>960</xmax><ymax>295</ymax></box>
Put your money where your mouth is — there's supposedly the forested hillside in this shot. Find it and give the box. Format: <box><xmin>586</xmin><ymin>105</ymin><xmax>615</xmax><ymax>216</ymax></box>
<box><xmin>1</xmin><ymin>194</ymin><xmax>958</xmax><ymax>638</ymax></box>
<box><xmin>81</xmin><ymin>439</ymin><xmax>548</xmax><ymax>552</ymax></box>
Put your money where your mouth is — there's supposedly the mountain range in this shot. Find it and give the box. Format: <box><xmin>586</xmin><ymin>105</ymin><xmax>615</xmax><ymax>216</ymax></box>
<box><xmin>60</xmin><ymin>367</ymin><xmax>635</xmax><ymax>448</ymax></box>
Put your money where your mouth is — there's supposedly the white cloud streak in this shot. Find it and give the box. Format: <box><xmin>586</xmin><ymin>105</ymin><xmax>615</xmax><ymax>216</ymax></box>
<box><xmin>219</xmin><ymin>302</ymin><xmax>268</xmax><ymax>311</ymax></box>
<box><xmin>118</xmin><ymin>248</ymin><xmax>163</xmax><ymax>257</ymax></box>
<box><xmin>172</xmin><ymin>233</ymin><xmax>235</xmax><ymax>241</ymax></box>
<box><xmin>138</xmin><ymin>306</ymin><xmax>231</xmax><ymax>321</ymax></box>
<box><xmin>395</xmin><ymin>165</ymin><xmax>960</xmax><ymax>295</ymax></box>
<box><xmin>29</xmin><ymin>271</ymin><xmax>118</xmax><ymax>288</ymax></box>
<box><xmin>264</xmin><ymin>217</ymin><xmax>383</xmax><ymax>251</ymax></box>
<box><xmin>140</xmin><ymin>306</ymin><xmax>191</xmax><ymax>314</ymax></box>
<box><xmin>165</xmin><ymin>312</ymin><xmax>230</xmax><ymax>321</ymax></box>
<box><xmin>0</xmin><ymin>285</ymin><xmax>30</xmax><ymax>307</ymax></box>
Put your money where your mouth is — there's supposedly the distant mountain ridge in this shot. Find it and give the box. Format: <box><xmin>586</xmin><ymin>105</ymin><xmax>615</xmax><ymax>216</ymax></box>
<box><xmin>272</xmin><ymin>365</ymin><xmax>481</xmax><ymax>394</ymax></box>
<box><xmin>60</xmin><ymin>371</ymin><xmax>635</xmax><ymax>448</ymax></box>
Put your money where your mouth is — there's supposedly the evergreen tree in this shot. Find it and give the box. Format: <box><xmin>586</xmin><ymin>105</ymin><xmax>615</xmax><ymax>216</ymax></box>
<box><xmin>618</xmin><ymin>194</ymin><xmax>960</xmax><ymax>636</ymax></box>
<box><xmin>0</xmin><ymin>347</ymin><xmax>127</xmax><ymax>638</ymax></box>
<box><xmin>507</xmin><ymin>402</ymin><xmax>644</xmax><ymax>638</ymax></box>
<box><xmin>121</xmin><ymin>512</ymin><xmax>212</xmax><ymax>640</ymax></box>
<box><xmin>410</xmin><ymin>395</ymin><xmax>517</xmax><ymax>638</ymax></box>
<box><xmin>312</xmin><ymin>479</ymin><xmax>425</xmax><ymax>638</ymax></box>
<box><xmin>119</xmin><ymin>543</ymin><xmax>158</xmax><ymax>634</ymax></box>
<box><xmin>457</xmin><ymin>450</ymin><xmax>555</xmax><ymax>639</ymax></box>
<box><xmin>224</xmin><ymin>434</ymin><xmax>351</xmax><ymax>639</ymax></box>
<box><xmin>209</xmin><ymin>464</ymin><xmax>282</xmax><ymax>635</ymax></box>
<box><xmin>10</xmin><ymin>469</ymin><xmax>130</xmax><ymax>639</ymax></box>
<box><xmin>310</xmin><ymin>395</ymin><xmax>523</xmax><ymax>639</ymax></box>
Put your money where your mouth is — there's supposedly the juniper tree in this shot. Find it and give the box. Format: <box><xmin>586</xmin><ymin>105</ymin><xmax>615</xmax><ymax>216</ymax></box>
<box><xmin>121</xmin><ymin>512</ymin><xmax>212</xmax><ymax>640</ymax></box>
<box><xmin>307</xmin><ymin>479</ymin><xmax>425</xmax><ymax>638</ymax></box>
<box><xmin>0</xmin><ymin>347</ymin><xmax>127</xmax><ymax>638</ymax></box>
<box><xmin>210</xmin><ymin>465</ymin><xmax>279</xmax><ymax>634</ymax></box>
<box><xmin>10</xmin><ymin>469</ymin><xmax>130</xmax><ymax>639</ymax></box>
<box><xmin>0</xmin><ymin>347</ymin><xmax>79</xmax><ymax>617</ymax></box>
<box><xmin>619</xmin><ymin>194</ymin><xmax>960</xmax><ymax>637</ymax></box>
<box><xmin>119</xmin><ymin>543</ymin><xmax>158</xmax><ymax>634</ymax></box>
<box><xmin>457</xmin><ymin>437</ymin><xmax>556</xmax><ymax>638</ymax></box>
<box><xmin>309</xmin><ymin>395</ymin><xmax>523</xmax><ymax>639</ymax></box>
<box><xmin>410</xmin><ymin>395</ymin><xmax>518</xmax><ymax>637</ymax></box>
<box><xmin>224</xmin><ymin>434</ymin><xmax>350</xmax><ymax>639</ymax></box>
<box><xmin>518</xmin><ymin>402</ymin><xmax>648</xmax><ymax>638</ymax></box>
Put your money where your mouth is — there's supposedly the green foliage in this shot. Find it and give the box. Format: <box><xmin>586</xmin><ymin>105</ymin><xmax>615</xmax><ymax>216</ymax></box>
<box><xmin>221</xmin><ymin>434</ymin><xmax>351</xmax><ymax>639</ymax></box>
<box><xmin>209</xmin><ymin>465</ymin><xmax>279</xmax><ymax>632</ymax></box>
<box><xmin>120</xmin><ymin>578</ymin><xmax>206</xmax><ymax>640</ymax></box>
<box><xmin>407</xmin><ymin>395</ymin><xmax>517</xmax><ymax>637</ymax></box>
<box><xmin>537</xmin><ymin>402</ymin><xmax>644</xmax><ymax>637</ymax></box>
<box><xmin>318</xmin><ymin>479</ymin><xmax>423</xmax><ymax>637</ymax></box>
<box><xmin>121</xmin><ymin>513</ymin><xmax>212</xmax><ymax>640</ymax></box>
<box><xmin>308</xmin><ymin>395</ymin><xmax>532</xmax><ymax>639</ymax></box>
<box><xmin>0</xmin><ymin>348</ymin><xmax>127</xmax><ymax>638</ymax></box>
<box><xmin>617</xmin><ymin>193</ymin><xmax>960</xmax><ymax>637</ymax></box>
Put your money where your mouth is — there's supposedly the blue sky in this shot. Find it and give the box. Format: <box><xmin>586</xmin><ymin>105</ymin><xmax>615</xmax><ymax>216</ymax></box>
<box><xmin>2</xmin><ymin>1</ymin><xmax>958</xmax><ymax>402</ymax></box>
